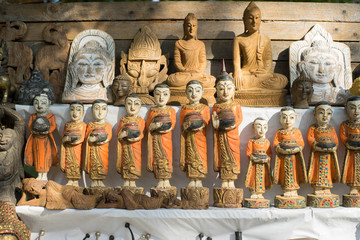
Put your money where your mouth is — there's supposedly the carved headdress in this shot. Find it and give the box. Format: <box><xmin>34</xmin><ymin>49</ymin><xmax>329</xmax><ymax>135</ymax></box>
<box><xmin>128</xmin><ymin>26</ymin><xmax>161</xmax><ymax>61</ymax></box>
<box><xmin>243</xmin><ymin>2</ymin><xmax>261</xmax><ymax>18</ymax></box>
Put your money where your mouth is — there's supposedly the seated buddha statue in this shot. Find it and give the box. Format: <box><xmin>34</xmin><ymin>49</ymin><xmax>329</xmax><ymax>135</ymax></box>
<box><xmin>167</xmin><ymin>13</ymin><xmax>215</xmax><ymax>88</ymax></box>
<box><xmin>233</xmin><ymin>2</ymin><xmax>288</xmax><ymax>90</ymax></box>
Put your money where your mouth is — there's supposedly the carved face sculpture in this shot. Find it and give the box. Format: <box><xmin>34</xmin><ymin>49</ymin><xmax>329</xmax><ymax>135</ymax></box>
<box><xmin>280</xmin><ymin>110</ymin><xmax>296</xmax><ymax>129</ymax></box>
<box><xmin>125</xmin><ymin>97</ymin><xmax>141</xmax><ymax>117</ymax></box>
<box><xmin>154</xmin><ymin>87</ymin><xmax>170</xmax><ymax>107</ymax></box>
<box><xmin>216</xmin><ymin>80</ymin><xmax>235</xmax><ymax>102</ymax></box>
<box><xmin>0</xmin><ymin>129</ymin><xmax>15</xmax><ymax>151</ymax></box>
<box><xmin>244</xmin><ymin>6</ymin><xmax>261</xmax><ymax>34</ymax></box>
<box><xmin>346</xmin><ymin>99</ymin><xmax>360</xmax><ymax>122</ymax></box>
<box><xmin>127</xmin><ymin>60</ymin><xmax>159</xmax><ymax>88</ymax></box>
<box><xmin>70</xmin><ymin>104</ymin><xmax>84</xmax><ymax>122</ymax></box>
<box><xmin>253</xmin><ymin>119</ymin><xmax>268</xmax><ymax>138</ymax></box>
<box><xmin>33</xmin><ymin>94</ymin><xmax>50</xmax><ymax>115</ymax></box>
<box><xmin>92</xmin><ymin>102</ymin><xmax>108</xmax><ymax>122</ymax></box>
<box><xmin>112</xmin><ymin>77</ymin><xmax>131</xmax><ymax>98</ymax></box>
<box><xmin>184</xmin><ymin>18</ymin><xmax>198</xmax><ymax>39</ymax></box>
<box><xmin>314</xmin><ymin>104</ymin><xmax>332</xmax><ymax>126</ymax></box>
<box><xmin>186</xmin><ymin>83</ymin><xmax>203</xmax><ymax>104</ymax></box>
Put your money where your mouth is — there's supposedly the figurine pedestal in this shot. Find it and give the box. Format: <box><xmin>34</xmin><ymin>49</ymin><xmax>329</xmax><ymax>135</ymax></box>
<box><xmin>213</xmin><ymin>187</ymin><xmax>243</xmax><ymax>208</ymax></box>
<box><xmin>274</xmin><ymin>195</ymin><xmax>306</xmax><ymax>209</ymax></box>
<box><xmin>343</xmin><ymin>194</ymin><xmax>360</xmax><ymax>207</ymax></box>
<box><xmin>180</xmin><ymin>187</ymin><xmax>209</xmax><ymax>209</ymax></box>
<box><xmin>84</xmin><ymin>186</ymin><xmax>112</xmax><ymax>199</ymax></box>
<box><xmin>114</xmin><ymin>186</ymin><xmax>144</xmax><ymax>195</ymax></box>
<box><xmin>235</xmin><ymin>89</ymin><xmax>287</xmax><ymax>107</ymax></box>
<box><xmin>244</xmin><ymin>198</ymin><xmax>270</xmax><ymax>208</ymax></box>
<box><xmin>168</xmin><ymin>87</ymin><xmax>216</xmax><ymax>106</ymax></box>
<box><xmin>307</xmin><ymin>194</ymin><xmax>340</xmax><ymax>208</ymax></box>
<box><xmin>150</xmin><ymin>186</ymin><xmax>177</xmax><ymax>207</ymax></box>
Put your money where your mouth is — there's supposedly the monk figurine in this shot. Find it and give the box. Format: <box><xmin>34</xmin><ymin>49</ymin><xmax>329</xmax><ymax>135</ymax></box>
<box><xmin>116</xmin><ymin>93</ymin><xmax>145</xmax><ymax>193</ymax></box>
<box><xmin>146</xmin><ymin>84</ymin><xmax>178</xmax><ymax>200</ymax></box>
<box><xmin>60</xmin><ymin>102</ymin><xmax>87</xmax><ymax>187</ymax></box>
<box><xmin>212</xmin><ymin>70</ymin><xmax>243</xmax><ymax>208</ymax></box>
<box><xmin>307</xmin><ymin>102</ymin><xmax>340</xmax><ymax>208</ymax></box>
<box><xmin>112</xmin><ymin>73</ymin><xmax>133</xmax><ymax>106</ymax></box>
<box><xmin>24</xmin><ymin>91</ymin><xmax>58</xmax><ymax>182</ymax></box>
<box><xmin>167</xmin><ymin>13</ymin><xmax>216</xmax><ymax>105</ymax></box>
<box><xmin>273</xmin><ymin>107</ymin><xmax>307</xmax><ymax>208</ymax></box>
<box><xmin>178</xmin><ymin>80</ymin><xmax>210</xmax><ymax>209</ymax></box>
<box><xmin>244</xmin><ymin>117</ymin><xmax>272</xmax><ymax>208</ymax></box>
<box><xmin>340</xmin><ymin>96</ymin><xmax>360</xmax><ymax>207</ymax></box>
<box><xmin>84</xmin><ymin>100</ymin><xmax>112</xmax><ymax>189</ymax></box>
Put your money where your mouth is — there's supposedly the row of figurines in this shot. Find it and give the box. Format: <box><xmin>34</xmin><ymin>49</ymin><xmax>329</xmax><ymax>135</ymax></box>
<box><xmin>22</xmin><ymin>75</ymin><xmax>360</xmax><ymax>209</ymax></box>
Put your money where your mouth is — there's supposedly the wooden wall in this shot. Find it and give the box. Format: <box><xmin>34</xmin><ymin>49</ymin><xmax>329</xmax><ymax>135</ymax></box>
<box><xmin>1</xmin><ymin>1</ymin><xmax>359</xmax><ymax>81</ymax></box>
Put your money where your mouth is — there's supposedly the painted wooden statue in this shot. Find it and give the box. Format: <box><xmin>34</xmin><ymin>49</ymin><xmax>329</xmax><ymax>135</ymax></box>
<box><xmin>60</xmin><ymin>102</ymin><xmax>87</xmax><ymax>187</ymax></box>
<box><xmin>244</xmin><ymin>117</ymin><xmax>272</xmax><ymax>208</ymax></box>
<box><xmin>24</xmin><ymin>91</ymin><xmax>58</xmax><ymax>182</ymax></box>
<box><xmin>307</xmin><ymin>101</ymin><xmax>340</xmax><ymax>208</ymax></box>
<box><xmin>273</xmin><ymin>107</ymin><xmax>307</xmax><ymax>208</ymax></box>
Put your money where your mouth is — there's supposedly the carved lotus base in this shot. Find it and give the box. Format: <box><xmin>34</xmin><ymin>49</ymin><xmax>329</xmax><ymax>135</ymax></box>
<box><xmin>274</xmin><ymin>195</ymin><xmax>306</xmax><ymax>209</ymax></box>
<box><xmin>84</xmin><ymin>186</ymin><xmax>112</xmax><ymax>199</ymax></box>
<box><xmin>307</xmin><ymin>194</ymin><xmax>340</xmax><ymax>208</ymax></box>
<box><xmin>213</xmin><ymin>187</ymin><xmax>243</xmax><ymax>208</ymax></box>
<box><xmin>235</xmin><ymin>89</ymin><xmax>287</xmax><ymax>107</ymax></box>
<box><xmin>168</xmin><ymin>87</ymin><xmax>216</xmax><ymax>106</ymax></box>
<box><xmin>180</xmin><ymin>187</ymin><xmax>209</xmax><ymax>209</ymax></box>
<box><xmin>114</xmin><ymin>186</ymin><xmax>144</xmax><ymax>195</ymax></box>
<box><xmin>343</xmin><ymin>194</ymin><xmax>360</xmax><ymax>207</ymax></box>
<box><xmin>244</xmin><ymin>198</ymin><xmax>270</xmax><ymax>208</ymax></box>
<box><xmin>150</xmin><ymin>186</ymin><xmax>179</xmax><ymax>208</ymax></box>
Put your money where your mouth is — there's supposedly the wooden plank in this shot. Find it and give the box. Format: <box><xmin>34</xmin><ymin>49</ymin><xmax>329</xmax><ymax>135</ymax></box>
<box><xmin>1</xmin><ymin>2</ymin><xmax>359</xmax><ymax>22</ymax></box>
<box><xmin>20</xmin><ymin>21</ymin><xmax>360</xmax><ymax>42</ymax></box>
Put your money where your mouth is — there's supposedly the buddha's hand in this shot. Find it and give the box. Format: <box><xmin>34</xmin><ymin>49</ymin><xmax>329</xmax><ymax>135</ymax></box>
<box><xmin>149</xmin><ymin>122</ymin><xmax>162</xmax><ymax>131</ymax></box>
<box><xmin>118</xmin><ymin>130</ymin><xmax>128</xmax><ymax>140</ymax></box>
<box><xmin>185</xmin><ymin>68</ymin><xmax>200</xmax><ymax>73</ymax></box>
<box><xmin>62</xmin><ymin>135</ymin><xmax>71</xmax><ymax>143</ymax></box>
<box><xmin>88</xmin><ymin>135</ymin><xmax>97</xmax><ymax>143</ymax></box>
<box><xmin>234</xmin><ymin>71</ymin><xmax>242</xmax><ymax>90</ymax></box>
<box><xmin>212</xmin><ymin>112</ymin><xmax>220</xmax><ymax>129</ymax></box>
<box><xmin>346</xmin><ymin>142</ymin><xmax>360</xmax><ymax>151</ymax></box>
<box><xmin>127</xmin><ymin>136</ymin><xmax>140</xmax><ymax>142</ymax></box>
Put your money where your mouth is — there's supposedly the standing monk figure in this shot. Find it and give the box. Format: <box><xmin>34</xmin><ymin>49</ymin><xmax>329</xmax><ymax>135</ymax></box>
<box><xmin>24</xmin><ymin>91</ymin><xmax>58</xmax><ymax>181</ymax></box>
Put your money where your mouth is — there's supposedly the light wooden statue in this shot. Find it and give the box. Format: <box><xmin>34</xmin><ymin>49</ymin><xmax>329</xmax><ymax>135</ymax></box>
<box><xmin>233</xmin><ymin>2</ymin><xmax>288</xmax><ymax>106</ymax></box>
<box><xmin>307</xmin><ymin>102</ymin><xmax>340</xmax><ymax>208</ymax></box>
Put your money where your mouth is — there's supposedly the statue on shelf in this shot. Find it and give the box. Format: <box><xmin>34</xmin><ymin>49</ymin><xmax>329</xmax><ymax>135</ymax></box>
<box><xmin>290</xmin><ymin>24</ymin><xmax>352</xmax><ymax>105</ymax></box>
<box><xmin>212</xmin><ymin>69</ymin><xmax>243</xmax><ymax>208</ymax></box>
<box><xmin>17</xmin><ymin>178</ymin><xmax>46</xmax><ymax>207</ymax></box>
<box><xmin>350</xmin><ymin>76</ymin><xmax>360</xmax><ymax>96</ymax></box>
<box><xmin>84</xmin><ymin>100</ymin><xmax>112</xmax><ymax>188</ymax></box>
<box><xmin>340</xmin><ymin>96</ymin><xmax>360</xmax><ymax>207</ymax></box>
<box><xmin>35</xmin><ymin>24</ymin><xmax>70</xmax><ymax>103</ymax></box>
<box><xmin>233</xmin><ymin>2</ymin><xmax>287</xmax><ymax>92</ymax></box>
<box><xmin>244</xmin><ymin>117</ymin><xmax>272</xmax><ymax>208</ymax></box>
<box><xmin>0</xmin><ymin>106</ymin><xmax>25</xmax><ymax>204</ymax></box>
<box><xmin>307</xmin><ymin>101</ymin><xmax>340</xmax><ymax>208</ymax></box>
<box><xmin>290</xmin><ymin>77</ymin><xmax>313</xmax><ymax>109</ymax></box>
<box><xmin>273</xmin><ymin>107</ymin><xmax>307</xmax><ymax>208</ymax></box>
<box><xmin>0</xmin><ymin>39</ymin><xmax>14</xmax><ymax>104</ymax></box>
<box><xmin>120</xmin><ymin>26</ymin><xmax>168</xmax><ymax>105</ymax></box>
<box><xmin>24</xmin><ymin>91</ymin><xmax>58</xmax><ymax>182</ymax></box>
<box><xmin>63</xmin><ymin>29</ymin><xmax>115</xmax><ymax>103</ymax></box>
<box><xmin>116</xmin><ymin>93</ymin><xmax>145</xmax><ymax>191</ymax></box>
<box><xmin>60</xmin><ymin>102</ymin><xmax>87</xmax><ymax>187</ymax></box>
<box><xmin>112</xmin><ymin>73</ymin><xmax>133</xmax><ymax>106</ymax></box>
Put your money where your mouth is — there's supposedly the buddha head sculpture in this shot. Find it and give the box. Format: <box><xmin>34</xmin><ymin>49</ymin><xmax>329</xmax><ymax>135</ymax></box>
<box><xmin>120</xmin><ymin>25</ymin><xmax>168</xmax><ymax>104</ymax></box>
<box><xmin>291</xmin><ymin>77</ymin><xmax>313</xmax><ymax>109</ymax></box>
<box><xmin>112</xmin><ymin>73</ymin><xmax>133</xmax><ymax>106</ymax></box>
<box><xmin>290</xmin><ymin>24</ymin><xmax>352</xmax><ymax>105</ymax></box>
<box><xmin>243</xmin><ymin>2</ymin><xmax>261</xmax><ymax>34</ymax></box>
<box><xmin>63</xmin><ymin>29</ymin><xmax>115</xmax><ymax>103</ymax></box>
<box><xmin>183</xmin><ymin>13</ymin><xmax>198</xmax><ymax>40</ymax></box>
<box><xmin>345</xmin><ymin>96</ymin><xmax>360</xmax><ymax>123</ymax></box>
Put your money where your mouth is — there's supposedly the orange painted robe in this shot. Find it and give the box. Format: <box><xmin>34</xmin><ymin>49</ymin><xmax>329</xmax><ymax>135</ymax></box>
<box><xmin>213</xmin><ymin>102</ymin><xmax>242</xmax><ymax>180</ymax></box>
<box><xmin>84</xmin><ymin>121</ymin><xmax>112</xmax><ymax>180</ymax></box>
<box><xmin>307</xmin><ymin>124</ymin><xmax>340</xmax><ymax>188</ymax></box>
<box><xmin>340</xmin><ymin>120</ymin><xmax>360</xmax><ymax>187</ymax></box>
<box><xmin>116</xmin><ymin>116</ymin><xmax>145</xmax><ymax>180</ymax></box>
<box><xmin>273</xmin><ymin>128</ymin><xmax>307</xmax><ymax>190</ymax></box>
<box><xmin>146</xmin><ymin>106</ymin><xmax>176</xmax><ymax>179</ymax></box>
<box><xmin>180</xmin><ymin>103</ymin><xmax>210</xmax><ymax>179</ymax></box>
<box><xmin>24</xmin><ymin>113</ymin><xmax>58</xmax><ymax>173</ymax></box>
<box><xmin>245</xmin><ymin>138</ymin><xmax>272</xmax><ymax>193</ymax></box>
<box><xmin>60</xmin><ymin>121</ymin><xmax>87</xmax><ymax>180</ymax></box>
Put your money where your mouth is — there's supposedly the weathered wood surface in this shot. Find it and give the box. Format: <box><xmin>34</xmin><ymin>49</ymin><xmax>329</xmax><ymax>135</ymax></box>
<box><xmin>1</xmin><ymin>2</ymin><xmax>359</xmax><ymax>22</ymax></box>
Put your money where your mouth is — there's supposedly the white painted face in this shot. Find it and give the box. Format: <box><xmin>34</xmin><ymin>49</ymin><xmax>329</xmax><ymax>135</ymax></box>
<box><xmin>346</xmin><ymin>100</ymin><xmax>360</xmax><ymax>122</ymax></box>
<box><xmin>216</xmin><ymin>80</ymin><xmax>235</xmax><ymax>102</ymax></box>
<box><xmin>186</xmin><ymin>83</ymin><xmax>203</xmax><ymax>104</ymax></box>
<box><xmin>125</xmin><ymin>97</ymin><xmax>141</xmax><ymax>117</ymax></box>
<box><xmin>304</xmin><ymin>51</ymin><xmax>338</xmax><ymax>84</ymax></box>
<box><xmin>70</xmin><ymin>104</ymin><xmax>84</xmax><ymax>122</ymax></box>
<box><xmin>244</xmin><ymin>8</ymin><xmax>261</xmax><ymax>33</ymax></box>
<box><xmin>33</xmin><ymin>95</ymin><xmax>50</xmax><ymax>115</ymax></box>
<box><xmin>253</xmin><ymin>119</ymin><xmax>268</xmax><ymax>138</ymax></box>
<box><xmin>314</xmin><ymin>104</ymin><xmax>332</xmax><ymax>126</ymax></box>
<box><xmin>153</xmin><ymin>87</ymin><xmax>170</xmax><ymax>107</ymax></box>
<box><xmin>74</xmin><ymin>53</ymin><xmax>107</xmax><ymax>85</ymax></box>
<box><xmin>280</xmin><ymin>110</ymin><xmax>296</xmax><ymax>129</ymax></box>
<box><xmin>92</xmin><ymin>102</ymin><xmax>108</xmax><ymax>121</ymax></box>
<box><xmin>184</xmin><ymin>18</ymin><xmax>198</xmax><ymax>39</ymax></box>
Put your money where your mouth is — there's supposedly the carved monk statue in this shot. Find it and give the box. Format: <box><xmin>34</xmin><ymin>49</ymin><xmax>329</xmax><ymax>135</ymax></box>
<box><xmin>167</xmin><ymin>13</ymin><xmax>215</xmax><ymax>88</ymax></box>
<box><xmin>233</xmin><ymin>2</ymin><xmax>288</xmax><ymax>90</ymax></box>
